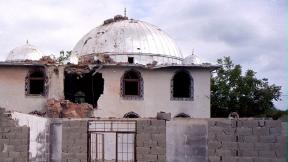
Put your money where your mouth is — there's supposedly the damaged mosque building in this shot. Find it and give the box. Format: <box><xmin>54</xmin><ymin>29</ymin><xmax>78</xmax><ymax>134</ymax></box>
<box><xmin>0</xmin><ymin>14</ymin><xmax>286</xmax><ymax>162</ymax></box>
<box><xmin>0</xmin><ymin>15</ymin><xmax>218</xmax><ymax>118</ymax></box>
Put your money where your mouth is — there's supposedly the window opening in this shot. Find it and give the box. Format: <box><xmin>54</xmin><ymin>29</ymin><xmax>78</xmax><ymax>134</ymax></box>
<box><xmin>121</xmin><ymin>70</ymin><xmax>143</xmax><ymax>99</ymax></box>
<box><xmin>123</xmin><ymin>112</ymin><xmax>140</xmax><ymax>118</ymax></box>
<box><xmin>26</xmin><ymin>70</ymin><xmax>45</xmax><ymax>95</ymax></box>
<box><xmin>172</xmin><ymin>70</ymin><xmax>193</xmax><ymax>99</ymax></box>
<box><xmin>174</xmin><ymin>113</ymin><xmax>191</xmax><ymax>118</ymax></box>
<box><xmin>128</xmin><ymin>57</ymin><xmax>134</xmax><ymax>64</ymax></box>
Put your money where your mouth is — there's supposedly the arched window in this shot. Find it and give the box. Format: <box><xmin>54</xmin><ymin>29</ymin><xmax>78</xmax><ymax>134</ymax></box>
<box><xmin>123</xmin><ymin>112</ymin><xmax>140</xmax><ymax>118</ymax></box>
<box><xmin>174</xmin><ymin>113</ymin><xmax>191</xmax><ymax>118</ymax></box>
<box><xmin>25</xmin><ymin>70</ymin><xmax>46</xmax><ymax>96</ymax></box>
<box><xmin>121</xmin><ymin>69</ymin><xmax>143</xmax><ymax>99</ymax></box>
<box><xmin>171</xmin><ymin>70</ymin><xmax>193</xmax><ymax>100</ymax></box>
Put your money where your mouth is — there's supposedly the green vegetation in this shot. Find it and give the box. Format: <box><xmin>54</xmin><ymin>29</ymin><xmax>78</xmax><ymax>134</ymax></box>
<box><xmin>211</xmin><ymin>56</ymin><xmax>285</xmax><ymax>119</ymax></box>
<box><xmin>57</xmin><ymin>50</ymin><xmax>72</xmax><ymax>64</ymax></box>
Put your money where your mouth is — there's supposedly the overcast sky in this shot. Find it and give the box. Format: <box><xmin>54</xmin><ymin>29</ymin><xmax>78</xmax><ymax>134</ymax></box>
<box><xmin>0</xmin><ymin>0</ymin><xmax>286</xmax><ymax>109</ymax></box>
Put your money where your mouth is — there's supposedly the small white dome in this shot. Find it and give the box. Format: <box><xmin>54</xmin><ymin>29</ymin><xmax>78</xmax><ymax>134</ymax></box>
<box><xmin>72</xmin><ymin>15</ymin><xmax>183</xmax><ymax>65</ymax></box>
<box><xmin>6</xmin><ymin>42</ymin><xmax>44</xmax><ymax>62</ymax></box>
<box><xmin>183</xmin><ymin>54</ymin><xmax>201</xmax><ymax>64</ymax></box>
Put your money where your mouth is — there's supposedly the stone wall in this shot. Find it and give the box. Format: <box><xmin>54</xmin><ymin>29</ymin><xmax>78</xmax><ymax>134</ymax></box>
<box><xmin>0</xmin><ymin>108</ymin><xmax>29</xmax><ymax>162</ymax></box>
<box><xmin>61</xmin><ymin>120</ymin><xmax>88</xmax><ymax>162</ymax></box>
<box><xmin>136</xmin><ymin>119</ymin><xmax>166</xmax><ymax>162</ymax></box>
<box><xmin>208</xmin><ymin>119</ymin><xmax>286</xmax><ymax>162</ymax></box>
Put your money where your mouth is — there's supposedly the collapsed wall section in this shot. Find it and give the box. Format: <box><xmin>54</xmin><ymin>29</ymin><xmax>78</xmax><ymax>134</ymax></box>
<box><xmin>0</xmin><ymin>108</ymin><xmax>29</xmax><ymax>162</ymax></box>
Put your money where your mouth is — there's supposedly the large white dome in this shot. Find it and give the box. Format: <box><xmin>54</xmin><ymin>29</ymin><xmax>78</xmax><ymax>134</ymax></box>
<box><xmin>6</xmin><ymin>42</ymin><xmax>44</xmax><ymax>62</ymax></box>
<box><xmin>72</xmin><ymin>15</ymin><xmax>183</xmax><ymax>64</ymax></box>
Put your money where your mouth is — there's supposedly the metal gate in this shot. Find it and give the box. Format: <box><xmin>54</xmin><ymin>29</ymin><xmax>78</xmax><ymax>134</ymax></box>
<box><xmin>88</xmin><ymin>120</ymin><xmax>136</xmax><ymax>162</ymax></box>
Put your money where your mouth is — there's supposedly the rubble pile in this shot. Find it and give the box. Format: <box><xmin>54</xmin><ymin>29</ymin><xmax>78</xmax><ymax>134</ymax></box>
<box><xmin>47</xmin><ymin>98</ymin><xmax>93</xmax><ymax>118</ymax></box>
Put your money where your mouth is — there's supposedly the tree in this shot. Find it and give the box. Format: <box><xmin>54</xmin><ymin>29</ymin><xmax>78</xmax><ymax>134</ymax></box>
<box><xmin>211</xmin><ymin>56</ymin><xmax>281</xmax><ymax>118</ymax></box>
<box><xmin>57</xmin><ymin>50</ymin><xmax>72</xmax><ymax>64</ymax></box>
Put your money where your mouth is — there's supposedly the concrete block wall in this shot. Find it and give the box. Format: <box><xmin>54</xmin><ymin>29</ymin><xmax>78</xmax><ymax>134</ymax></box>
<box><xmin>136</xmin><ymin>119</ymin><xmax>166</xmax><ymax>162</ymax></box>
<box><xmin>61</xmin><ymin>120</ymin><xmax>88</xmax><ymax>162</ymax></box>
<box><xmin>0</xmin><ymin>108</ymin><xmax>29</xmax><ymax>162</ymax></box>
<box><xmin>208</xmin><ymin>119</ymin><xmax>286</xmax><ymax>162</ymax></box>
<box><xmin>166</xmin><ymin>119</ymin><xmax>208</xmax><ymax>162</ymax></box>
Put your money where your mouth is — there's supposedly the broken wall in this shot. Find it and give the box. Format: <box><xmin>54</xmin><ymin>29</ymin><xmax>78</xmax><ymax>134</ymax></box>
<box><xmin>12</xmin><ymin>112</ymin><xmax>51</xmax><ymax>162</ymax></box>
<box><xmin>96</xmin><ymin>67</ymin><xmax>211</xmax><ymax>118</ymax></box>
<box><xmin>47</xmin><ymin>65</ymin><xmax>65</xmax><ymax>99</ymax></box>
<box><xmin>0</xmin><ymin>108</ymin><xmax>29</xmax><ymax>162</ymax></box>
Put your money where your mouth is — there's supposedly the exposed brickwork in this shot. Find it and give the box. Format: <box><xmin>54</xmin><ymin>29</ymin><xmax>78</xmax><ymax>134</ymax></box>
<box><xmin>136</xmin><ymin>119</ymin><xmax>166</xmax><ymax>162</ymax></box>
<box><xmin>208</xmin><ymin>119</ymin><xmax>286</xmax><ymax>162</ymax></box>
<box><xmin>62</xmin><ymin>120</ymin><xmax>88</xmax><ymax>162</ymax></box>
<box><xmin>0</xmin><ymin>108</ymin><xmax>29</xmax><ymax>162</ymax></box>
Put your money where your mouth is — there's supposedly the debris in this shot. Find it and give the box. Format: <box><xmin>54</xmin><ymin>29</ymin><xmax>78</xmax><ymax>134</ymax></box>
<box><xmin>29</xmin><ymin>110</ymin><xmax>46</xmax><ymax>117</ymax></box>
<box><xmin>47</xmin><ymin>99</ymin><xmax>93</xmax><ymax>118</ymax></box>
<box><xmin>39</xmin><ymin>56</ymin><xmax>56</xmax><ymax>64</ymax></box>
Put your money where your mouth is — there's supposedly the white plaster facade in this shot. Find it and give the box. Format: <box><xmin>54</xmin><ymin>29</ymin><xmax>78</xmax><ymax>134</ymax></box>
<box><xmin>0</xmin><ymin>64</ymin><xmax>64</xmax><ymax>113</ymax></box>
<box><xmin>96</xmin><ymin>66</ymin><xmax>212</xmax><ymax>118</ymax></box>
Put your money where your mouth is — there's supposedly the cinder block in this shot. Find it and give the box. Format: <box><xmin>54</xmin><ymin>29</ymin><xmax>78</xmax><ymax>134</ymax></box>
<box><xmin>221</xmin><ymin>142</ymin><xmax>238</xmax><ymax>149</ymax></box>
<box><xmin>253</xmin><ymin>127</ymin><xmax>269</xmax><ymax>136</ymax></box>
<box><xmin>215</xmin><ymin>120</ymin><xmax>232</xmax><ymax>127</ymax></box>
<box><xmin>241</xmin><ymin>135</ymin><xmax>258</xmax><ymax>143</ymax></box>
<box><xmin>269</xmin><ymin>128</ymin><xmax>282</xmax><ymax>135</ymax></box>
<box><xmin>215</xmin><ymin>149</ymin><xmax>236</xmax><ymax>156</ymax></box>
<box><xmin>239</xmin><ymin>149</ymin><xmax>257</xmax><ymax>157</ymax></box>
<box><xmin>146</xmin><ymin>154</ymin><xmax>157</xmax><ymax>161</ymax></box>
<box><xmin>137</xmin><ymin>133</ymin><xmax>152</xmax><ymax>141</ymax></box>
<box><xmin>238</xmin><ymin>157</ymin><xmax>254</xmax><ymax>162</ymax></box>
<box><xmin>240</xmin><ymin>120</ymin><xmax>259</xmax><ymax>128</ymax></box>
<box><xmin>150</xmin><ymin>146</ymin><xmax>165</xmax><ymax>155</ymax></box>
<box><xmin>215</xmin><ymin>134</ymin><xmax>237</xmax><ymax>142</ymax></box>
<box><xmin>208</xmin><ymin>156</ymin><xmax>220</xmax><ymax>162</ymax></box>
<box><xmin>136</xmin><ymin>147</ymin><xmax>150</xmax><ymax>154</ymax></box>
<box><xmin>270</xmin><ymin>158</ymin><xmax>286</xmax><ymax>162</ymax></box>
<box><xmin>254</xmin><ymin>158</ymin><xmax>271</xmax><ymax>162</ymax></box>
<box><xmin>254</xmin><ymin>143</ymin><xmax>271</xmax><ymax>151</ymax></box>
<box><xmin>208</xmin><ymin>141</ymin><xmax>221</xmax><ymax>150</ymax></box>
<box><xmin>259</xmin><ymin>136</ymin><xmax>276</xmax><ymax>143</ymax></box>
<box><xmin>208</xmin><ymin>149</ymin><xmax>216</xmax><ymax>156</ymax></box>
<box><xmin>156</xmin><ymin>112</ymin><xmax>171</xmax><ymax>121</ymax></box>
<box><xmin>157</xmin><ymin>154</ymin><xmax>166</xmax><ymax>162</ymax></box>
<box><xmin>265</xmin><ymin>120</ymin><xmax>281</xmax><ymax>128</ymax></box>
<box><xmin>259</xmin><ymin>150</ymin><xmax>276</xmax><ymax>158</ymax></box>
<box><xmin>236</xmin><ymin>128</ymin><xmax>252</xmax><ymax>136</ymax></box>
<box><xmin>238</xmin><ymin>142</ymin><xmax>253</xmax><ymax>149</ymax></box>
<box><xmin>151</xmin><ymin>134</ymin><xmax>165</xmax><ymax>142</ymax></box>
<box><xmin>221</xmin><ymin>156</ymin><xmax>238</xmax><ymax>162</ymax></box>
<box><xmin>258</xmin><ymin>120</ymin><xmax>265</xmax><ymax>127</ymax></box>
<box><xmin>8</xmin><ymin>151</ymin><xmax>20</xmax><ymax>158</ymax></box>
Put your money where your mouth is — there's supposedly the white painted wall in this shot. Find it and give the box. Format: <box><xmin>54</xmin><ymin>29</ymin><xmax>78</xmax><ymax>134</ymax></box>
<box><xmin>0</xmin><ymin>67</ymin><xmax>46</xmax><ymax>113</ymax></box>
<box><xmin>11</xmin><ymin>112</ymin><xmax>50</xmax><ymax>162</ymax></box>
<box><xmin>0</xmin><ymin>66</ymin><xmax>64</xmax><ymax>113</ymax></box>
<box><xmin>96</xmin><ymin>67</ymin><xmax>211</xmax><ymax>118</ymax></box>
